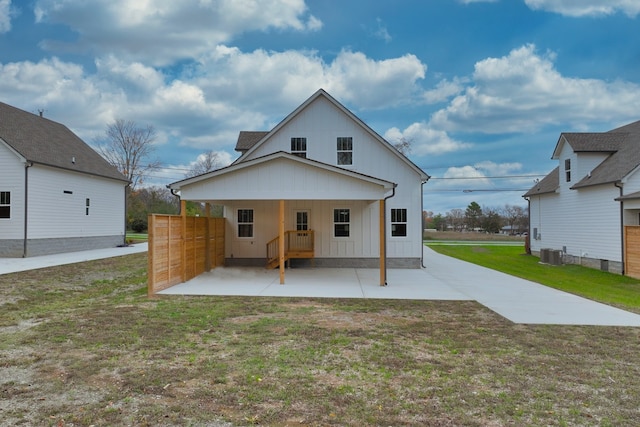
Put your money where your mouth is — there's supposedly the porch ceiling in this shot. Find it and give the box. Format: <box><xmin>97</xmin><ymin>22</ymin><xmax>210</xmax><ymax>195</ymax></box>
<box><xmin>170</xmin><ymin>151</ymin><xmax>396</xmax><ymax>202</ymax></box>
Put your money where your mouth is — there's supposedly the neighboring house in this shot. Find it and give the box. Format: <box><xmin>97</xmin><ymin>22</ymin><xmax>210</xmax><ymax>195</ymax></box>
<box><xmin>0</xmin><ymin>101</ymin><xmax>129</xmax><ymax>257</ymax></box>
<box><xmin>168</xmin><ymin>89</ymin><xmax>429</xmax><ymax>279</ymax></box>
<box><xmin>524</xmin><ymin>119</ymin><xmax>640</xmax><ymax>276</ymax></box>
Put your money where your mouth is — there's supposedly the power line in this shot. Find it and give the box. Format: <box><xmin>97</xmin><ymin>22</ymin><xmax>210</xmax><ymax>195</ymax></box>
<box><xmin>428</xmin><ymin>174</ymin><xmax>545</xmax><ymax>180</ymax></box>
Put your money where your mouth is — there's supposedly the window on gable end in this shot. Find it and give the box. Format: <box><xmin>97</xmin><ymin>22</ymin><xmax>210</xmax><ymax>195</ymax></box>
<box><xmin>291</xmin><ymin>137</ymin><xmax>307</xmax><ymax>158</ymax></box>
<box><xmin>564</xmin><ymin>159</ymin><xmax>571</xmax><ymax>182</ymax></box>
<box><xmin>337</xmin><ymin>137</ymin><xmax>353</xmax><ymax>165</ymax></box>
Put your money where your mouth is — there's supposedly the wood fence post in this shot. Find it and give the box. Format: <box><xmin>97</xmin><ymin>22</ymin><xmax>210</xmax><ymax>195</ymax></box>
<box><xmin>279</xmin><ymin>199</ymin><xmax>285</xmax><ymax>284</ymax></box>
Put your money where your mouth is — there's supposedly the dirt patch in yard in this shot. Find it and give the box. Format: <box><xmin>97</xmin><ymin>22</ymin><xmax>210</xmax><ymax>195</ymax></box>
<box><xmin>1</xmin><ymin>253</ymin><xmax>640</xmax><ymax>426</ymax></box>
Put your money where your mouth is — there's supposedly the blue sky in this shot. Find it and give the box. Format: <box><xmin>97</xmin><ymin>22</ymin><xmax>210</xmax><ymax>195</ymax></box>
<box><xmin>2</xmin><ymin>0</ymin><xmax>640</xmax><ymax>214</ymax></box>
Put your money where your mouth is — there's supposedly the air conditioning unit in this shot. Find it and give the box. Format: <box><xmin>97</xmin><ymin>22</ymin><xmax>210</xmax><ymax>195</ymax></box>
<box><xmin>548</xmin><ymin>250</ymin><xmax>563</xmax><ymax>266</ymax></box>
<box><xmin>539</xmin><ymin>248</ymin><xmax>550</xmax><ymax>264</ymax></box>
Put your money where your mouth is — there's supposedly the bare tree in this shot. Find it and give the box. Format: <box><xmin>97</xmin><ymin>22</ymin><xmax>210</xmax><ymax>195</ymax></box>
<box><xmin>96</xmin><ymin>119</ymin><xmax>160</xmax><ymax>190</ymax></box>
<box><xmin>393</xmin><ymin>137</ymin><xmax>412</xmax><ymax>156</ymax></box>
<box><xmin>185</xmin><ymin>150</ymin><xmax>223</xmax><ymax>178</ymax></box>
<box><xmin>446</xmin><ymin>208</ymin><xmax>465</xmax><ymax>231</ymax></box>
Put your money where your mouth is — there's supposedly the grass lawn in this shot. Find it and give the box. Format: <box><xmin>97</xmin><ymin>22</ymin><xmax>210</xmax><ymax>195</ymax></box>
<box><xmin>428</xmin><ymin>244</ymin><xmax>640</xmax><ymax>312</ymax></box>
<box><xmin>1</xmin><ymin>253</ymin><xmax>640</xmax><ymax>426</ymax></box>
<box><xmin>126</xmin><ymin>232</ymin><xmax>148</xmax><ymax>243</ymax></box>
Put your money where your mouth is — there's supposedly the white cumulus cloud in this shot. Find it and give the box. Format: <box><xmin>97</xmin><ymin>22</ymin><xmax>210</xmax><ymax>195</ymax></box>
<box><xmin>524</xmin><ymin>0</ymin><xmax>640</xmax><ymax>17</ymax></box>
<box><xmin>33</xmin><ymin>0</ymin><xmax>322</xmax><ymax>66</ymax></box>
<box><xmin>430</xmin><ymin>44</ymin><xmax>640</xmax><ymax>133</ymax></box>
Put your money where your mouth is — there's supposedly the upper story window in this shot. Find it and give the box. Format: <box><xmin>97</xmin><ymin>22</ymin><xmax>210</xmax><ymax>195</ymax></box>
<box><xmin>391</xmin><ymin>208</ymin><xmax>407</xmax><ymax>237</ymax></box>
<box><xmin>337</xmin><ymin>137</ymin><xmax>353</xmax><ymax>165</ymax></box>
<box><xmin>0</xmin><ymin>191</ymin><xmax>10</xmax><ymax>219</ymax></box>
<box><xmin>291</xmin><ymin>137</ymin><xmax>307</xmax><ymax>158</ymax></box>
<box><xmin>333</xmin><ymin>208</ymin><xmax>350</xmax><ymax>237</ymax></box>
<box><xmin>85</xmin><ymin>198</ymin><xmax>90</xmax><ymax>216</ymax></box>
<box><xmin>237</xmin><ymin>209</ymin><xmax>254</xmax><ymax>238</ymax></box>
<box><xmin>564</xmin><ymin>159</ymin><xmax>571</xmax><ymax>182</ymax></box>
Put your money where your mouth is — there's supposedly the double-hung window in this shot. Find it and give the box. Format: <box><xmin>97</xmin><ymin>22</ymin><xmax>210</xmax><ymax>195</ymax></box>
<box><xmin>291</xmin><ymin>137</ymin><xmax>307</xmax><ymax>158</ymax></box>
<box><xmin>391</xmin><ymin>208</ymin><xmax>407</xmax><ymax>237</ymax></box>
<box><xmin>85</xmin><ymin>198</ymin><xmax>90</xmax><ymax>216</ymax></box>
<box><xmin>333</xmin><ymin>208</ymin><xmax>350</xmax><ymax>237</ymax></box>
<box><xmin>337</xmin><ymin>137</ymin><xmax>352</xmax><ymax>165</ymax></box>
<box><xmin>0</xmin><ymin>191</ymin><xmax>10</xmax><ymax>219</ymax></box>
<box><xmin>237</xmin><ymin>209</ymin><xmax>254</xmax><ymax>238</ymax></box>
<box><xmin>564</xmin><ymin>159</ymin><xmax>571</xmax><ymax>182</ymax></box>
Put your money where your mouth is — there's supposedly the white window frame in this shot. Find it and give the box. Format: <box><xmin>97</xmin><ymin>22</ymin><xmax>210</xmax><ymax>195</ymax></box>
<box><xmin>237</xmin><ymin>208</ymin><xmax>254</xmax><ymax>238</ymax></box>
<box><xmin>564</xmin><ymin>158</ymin><xmax>571</xmax><ymax>182</ymax></box>
<box><xmin>333</xmin><ymin>208</ymin><xmax>350</xmax><ymax>237</ymax></box>
<box><xmin>337</xmin><ymin>137</ymin><xmax>353</xmax><ymax>165</ymax></box>
<box><xmin>291</xmin><ymin>137</ymin><xmax>307</xmax><ymax>158</ymax></box>
<box><xmin>85</xmin><ymin>198</ymin><xmax>90</xmax><ymax>216</ymax></box>
<box><xmin>391</xmin><ymin>208</ymin><xmax>407</xmax><ymax>237</ymax></box>
<box><xmin>0</xmin><ymin>191</ymin><xmax>10</xmax><ymax>219</ymax></box>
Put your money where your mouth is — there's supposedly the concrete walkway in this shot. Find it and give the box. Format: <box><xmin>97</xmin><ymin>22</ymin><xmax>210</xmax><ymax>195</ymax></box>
<box><xmin>0</xmin><ymin>243</ymin><xmax>148</xmax><ymax>275</ymax></box>
<box><xmin>2</xmin><ymin>243</ymin><xmax>640</xmax><ymax>326</ymax></box>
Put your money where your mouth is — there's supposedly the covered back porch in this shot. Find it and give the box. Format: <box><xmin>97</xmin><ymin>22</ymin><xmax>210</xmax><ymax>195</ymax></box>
<box><xmin>166</xmin><ymin>152</ymin><xmax>397</xmax><ymax>286</ymax></box>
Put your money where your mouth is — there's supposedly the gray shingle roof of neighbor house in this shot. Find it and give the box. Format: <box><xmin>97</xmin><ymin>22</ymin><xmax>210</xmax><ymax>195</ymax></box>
<box><xmin>0</xmin><ymin>101</ymin><xmax>128</xmax><ymax>183</ymax></box>
<box><xmin>523</xmin><ymin>166</ymin><xmax>559</xmax><ymax>197</ymax></box>
<box><xmin>525</xmin><ymin>119</ymin><xmax>640</xmax><ymax>196</ymax></box>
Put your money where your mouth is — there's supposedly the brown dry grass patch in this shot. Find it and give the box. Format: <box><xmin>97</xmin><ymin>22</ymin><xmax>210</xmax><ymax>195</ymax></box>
<box><xmin>1</xmin><ymin>253</ymin><xmax>639</xmax><ymax>426</ymax></box>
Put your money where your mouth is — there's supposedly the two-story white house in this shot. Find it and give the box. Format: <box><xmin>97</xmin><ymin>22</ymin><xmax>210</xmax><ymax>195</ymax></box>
<box><xmin>168</xmin><ymin>89</ymin><xmax>429</xmax><ymax>283</ymax></box>
<box><xmin>524</xmin><ymin>119</ymin><xmax>640</xmax><ymax>277</ymax></box>
<box><xmin>0</xmin><ymin>101</ymin><xmax>129</xmax><ymax>257</ymax></box>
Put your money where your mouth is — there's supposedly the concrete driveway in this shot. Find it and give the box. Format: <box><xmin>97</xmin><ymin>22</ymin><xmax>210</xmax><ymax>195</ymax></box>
<box><xmin>160</xmin><ymin>246</ymin><xmax>640</xmax><ymax>327</ymax></box>
<box><xmin>2</xmin><ymin>243</ymin><xmax>640</xmax><ymax>326</ymax></box>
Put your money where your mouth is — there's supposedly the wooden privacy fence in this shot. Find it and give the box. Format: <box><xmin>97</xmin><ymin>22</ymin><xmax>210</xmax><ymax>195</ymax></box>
<box><xmin>147</xmin><ymin>214</ymin><xmax>225</xmax><ymax>295</ymax></box>
<box><xmin>625</xmin><ymin>226</ymin><xmax>640</xmax><ymax>279</ymax></box>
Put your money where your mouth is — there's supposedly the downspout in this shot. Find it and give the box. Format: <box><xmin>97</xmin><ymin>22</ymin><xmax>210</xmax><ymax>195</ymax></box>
<box><xmin>615</xmin><ymin>182</ymin><xmax>624</xmax><ymax>275</ymax></box>
<box><xmin>23</xmin><ymin>162</ymin><xmax>33</xmax><ymax>257</ymax></box>
<box><xmin>382</xmin><ymin>186</ymin><xmax>396</xmax><ymax>286</ymax></box>
<box><xmin>523</xmin><ymin>195</ymin><xmax>531</xmax><ymax>255</ymax></box>
<box><xmin>169</xmin><ymin>187</ymin><xmax>182</xmax><ymax>214</ymax></box>
<box><xmin>421</xmin><ymin>179</ymin><xmax>429</xmax><ymax>268</ymax></box>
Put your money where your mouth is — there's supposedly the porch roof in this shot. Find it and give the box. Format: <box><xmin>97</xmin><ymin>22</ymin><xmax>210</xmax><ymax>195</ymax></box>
<box><xmin>169</xmin><ymin>151</ymin><xmax>396</xmax><ymax>201</ymax></box>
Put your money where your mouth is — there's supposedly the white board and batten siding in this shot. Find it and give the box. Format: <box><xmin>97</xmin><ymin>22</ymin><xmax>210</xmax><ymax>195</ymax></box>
<box><xmin>238</xmin><ymin>95</ymin><xmax>425</xmax><ymax>260</ymax></box>
<box><xmin>0</xmin><ymin>141</ymin><xmax>26</xmax><ymax>239</ymax></box>
<box><xmin>27</xmin><ymin>165</ymin><xmax>126</xmax><ymax>239</ymax></box>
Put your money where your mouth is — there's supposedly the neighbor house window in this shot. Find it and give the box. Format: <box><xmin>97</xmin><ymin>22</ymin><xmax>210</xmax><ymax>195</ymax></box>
<box><xmin>85</xmin><ymin>198</ymin><xmax>90</xmax><ymax>216</ymax></box>
<box><xmin>564</xmin><ymin>159</ymin><xmax>571</xmax><ymax>182</ymax></box>
<box><xmin>0</xmin><ymin>191</ymin><xmax>10</xmax><ymax>219</ymax></box>
<box><xmin>391</xmin><ymin>208</ymin><xmax>407</xmax><ymax>237</ymax></box>
<box><xmin>337</xmin><ymin>137</ymin><xmax>353</xmax><ymax>165</ymax></box>
<box><xmin>333</xmin><ymin>208</ymin><xmax>350</xmax><ymax>237</ymax></box>
<box><xmin>237</xmin><ymin>209</ymin><xmax>254</xmax><ymax>238</ymax></box>
<box><xmin>291</xmin><ymin>137</ymin><xmax>307</xmax><ymax>158</ymax></box>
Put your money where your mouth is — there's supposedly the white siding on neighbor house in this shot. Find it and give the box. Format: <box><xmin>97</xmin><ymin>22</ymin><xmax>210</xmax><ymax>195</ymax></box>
<box><xmin>530</xmin><ymin>184</ymin><xmax>621</xmax><ymax>262</ymax></box>
<box><xmin>27</xmin><ymin>165</ymin><xmax>125</xmax><ymax>239</ymax></box>
<box><xmin>240</xmin><ymin>95</ymin><xmax>425</xmax><ymax>260</ymax></box>
<box><xmin>224</xmin><ymin>200</ymin><xmax>381</xmax><ymax>260</ymax></box>
<box><xmin>0</xmin><ymin>141</ymin><xmax>26</xmax><ymax>239</ymax></box>
<box><xmin>575</xmin><ymin>152</ymin><xmax>610</xmax><ymax>181</ymax></box>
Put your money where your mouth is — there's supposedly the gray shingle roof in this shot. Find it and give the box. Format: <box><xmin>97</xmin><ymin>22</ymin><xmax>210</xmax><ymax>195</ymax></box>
<box><xmin>526</xmin><ymin>120</ymin><xmax>640</xmax><ymax>196</ymax></box>
<box><xmin>235</xmin><ymin>131</ymin><xmax>269</xmax><ymax>152</ymax></box>
<box><xmin>572</xmin><ymin>120</ymin><xmax>640</xmax><ymax>189</ymax></box>
<box><xmin>523</xmin><ymin>166</ymin><xmax>559</xmax><ymax>197</ymax></box>
<box><xmin>0</xmin><ymin>101</ymin><xmax>127</xmax><ymax>182</ymax></box>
